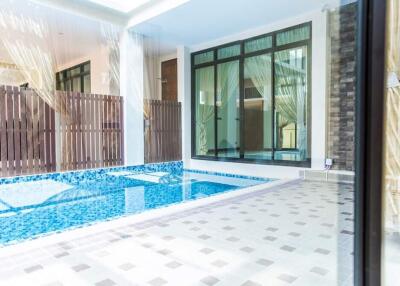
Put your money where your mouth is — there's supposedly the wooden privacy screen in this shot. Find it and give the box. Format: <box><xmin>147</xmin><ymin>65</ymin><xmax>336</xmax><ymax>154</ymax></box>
<box><xmin>0</xmin><ymin>86</ymin><xmax>56</xmax><ymax>177</ymax></box>
<box><xmin>0</xmin><ymin>85</ymin><xmax>124</xmax><ymax>177</ymax></box>
<box><xmin>59</xmin><ymin>92</ymin><xmax>124</xmax><ymax>171</ymax></box>
<box><xmin>144</xmin><ymin>100</ymin><xmax>182</xmax><ymax>163</ymax></box>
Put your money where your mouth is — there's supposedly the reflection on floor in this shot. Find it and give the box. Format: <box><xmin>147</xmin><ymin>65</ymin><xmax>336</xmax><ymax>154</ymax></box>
<box><xmin>0</xmin><ymin>180</ymin><xmax>354</xmax><ymax>286</ymax></box>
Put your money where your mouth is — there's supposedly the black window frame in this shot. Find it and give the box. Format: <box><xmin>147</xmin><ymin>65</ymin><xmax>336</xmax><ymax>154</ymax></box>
<box><xmin>191</xmin><ymin>22</ymin><xmax>312</xmax><ymax>167</ymax></box>
<box><xmin>56</xmin><ymin>61</ymin><xmax>91</xmax><ymax>93</ymax></box>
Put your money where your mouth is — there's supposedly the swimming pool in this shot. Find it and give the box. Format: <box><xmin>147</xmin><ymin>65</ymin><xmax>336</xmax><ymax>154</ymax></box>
<box><xmin>0</xmin><ymin>162</ymin><xmax>271</xmax><ymax>245</ymax></box>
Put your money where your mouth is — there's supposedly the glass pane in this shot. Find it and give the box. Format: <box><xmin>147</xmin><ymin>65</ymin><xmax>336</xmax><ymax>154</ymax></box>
<box><xmin>245</xmin><ymin>36</ymin><xmax>272</xmax><ymax>53</ymax></box>
<box><xmin>217</xmin><ymin>44</ymin><xmax>241</xmax><ymax>59</ymax></box>
<box><xmin>383</xmin><ymin>0</ymin><xmax>400</xmax><ymax>284</ymax></box>
<box><xmin>194</xmin><ymin>51</ymin><xmax>214</xmax><ymax>65</ymax></box>
<box><xmin>84</xmin><ymin>63</ymin><xmax>90</xmax><ymax>72</ymax></box>
<box><xmin>83</xmin><ymin>75</ymin><xmax>91</xmax><ymax>93</ymax></box>
<box><xmin>276</xmin><ymin>25</ymin><xmax>311</xmax><ymax>46</ymax></box>
<box><xmin>195</xmin><ymin>66</ymin><xmax>215</xmax><ymax>156</ymax></box>
<box><xmin>274</xmin><ymin>46</ymin><xmax>308</xmax><ymax>161</ymax></box>
<box><xmin>70</xmin><ymin>67</ymin><xmax>81</xmax><ymax>76</ymax></box>
<box><xmin>243</xmin><ymin>54</ymin><xmax>273</xmax><ymax>160</ymax></box>
<box><xmin>216</xmin><ymin>60</ymin><xmax>240</xmax><ymax>158</ymax></box>
<box><xmin>65</xmin><ymin>79</ymin><xmax>71</xmax><ymax>91</ymax></box>
<box><xmin>72</xmin><ymin>77</ymin><xmax>81</xmax><ymax>92</ymax></box>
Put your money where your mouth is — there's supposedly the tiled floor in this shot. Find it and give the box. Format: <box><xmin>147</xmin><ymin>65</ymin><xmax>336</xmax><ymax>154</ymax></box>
<box><xmin>0</xmin><ymin>179</ymin><xmax>355</xmax><ymax>286</ymax></box>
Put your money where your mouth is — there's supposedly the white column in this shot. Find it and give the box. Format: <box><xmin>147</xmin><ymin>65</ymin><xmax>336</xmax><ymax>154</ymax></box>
<box><xmin>177</xmin><ymin>46</ymin><xmax>191</xmax><ymax>167</ymax></box>
<box><xmin>120</xmin><ymin>29</ymin><xmax>145</xmax><ymax>166</ymax></box>
<box><xmin>311</xmin><ymin>11</ymin><xmax>328</xmax><ymax>169</ymax></box>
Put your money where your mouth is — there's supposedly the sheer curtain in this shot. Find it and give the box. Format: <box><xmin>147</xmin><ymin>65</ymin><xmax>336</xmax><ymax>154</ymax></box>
<box><xmin>244</xmin><ymin>54</ymin><xmax>272</xmax><ymax>109</ymax></box>
<box><xmin>101</xmin><ymin>23</ymin><xmax>121</xmax><ymax>96</ymax></box>
<box><xmin>275</xmin><ymin>48</ymin><xmax>308</xmax><ymax>159</ymax></box>
<box><xmin>196</xmin><ymin>66</ymin><xmax>215</xmax><ymax>155</ymax></box>
<box><xmin>384</xmin><ymin>0</ymin><xmax>400</xmax><ymax>233</ymax></box>
<box><xmin>217</xmin><ymin>61</ymin><xmax>240</xmax><ymax>154</ymax></box>
<box><xmin>0</xmin><ymin>9</ymin><xmax>58</xmax><ymax>109</ymax></box>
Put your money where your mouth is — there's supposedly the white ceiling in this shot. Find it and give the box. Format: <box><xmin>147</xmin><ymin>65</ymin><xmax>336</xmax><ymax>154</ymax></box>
<box><xmin>133</xmin><ymin>0</ymin><xmax>356</xmax><ymax>47</ymax></box>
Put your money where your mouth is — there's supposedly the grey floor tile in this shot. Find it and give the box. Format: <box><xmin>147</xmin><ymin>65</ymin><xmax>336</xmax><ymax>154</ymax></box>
<box><xmin>148</xmin><ymin>277</ymin><xmax>167</xmax><ymax>286</ymax></box>
<box><xmin>310</xmin><ymin>266</ymin><xmax>329</xmax><ymax>276</ymax></box>
<box><xmin>240</xmin><ymin>246</ymin><xmax>255</xmax><ymax>253</ymax></box>
<box><xmin>95</xmin><ymin>279</ymin><xmax>116</xmax><ymax>286</ymax></box>
<box><xmin>278</xmin><ymin>274</ymin><xmax>298</xmax><ymax>283</ymax></box>
<box><xmin>314</xmin><ymin>248</ymin><xmax>331</xmax><ymax>255</ymax></box>
<box><xmin>280</xmin><ymin>245</ymin><xmax>296</xmax><ymax>252</ymax></box>
<box><xmin>241</xmin><ymin>281</ymin><xmax>262</xmax><ymax>286</ymax></box>
<box><xmin>119</xmin><ymin>263</ymin><xmax>135</xmax><ymax>271</ymax></box>
<box><xmin>24</xmin><ymin>265</ymin><xmax>43</xmax><ymax>273</ymax></box>
<box><xmin>200</xmin><ymin>248</ymin><xmax>215</xmax><ymax>255</ymax></box>
<box><xmin>72</xmin><ymin>264</ymin><xmax>90</xmax><ymax>272</ymax></box>
<box><xmin>212</xmin><ymin>260</ymin><xmax>228</xmax><ymax>268</ymax></box>
<box><xmin>165</xmin><ymin>261</ymin><xmax>182</xmax><ymax>269</ymax></box>
<box><xmin>256</xmin><ymin>259</ymin><xmax>274</xmax><ymax>267</ymax></box>
<box><xmin>200</xmin><ymin>276</ymin><xmax>220</xmax><ymax>286</ymax></box>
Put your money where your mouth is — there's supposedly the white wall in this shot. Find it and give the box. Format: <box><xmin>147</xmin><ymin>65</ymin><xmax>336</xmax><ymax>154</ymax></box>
<box><xmin>178</xmin><ymin>9</ymin><xmax>328</xmax><ymax>179</ymax></box>
<box><xmin>56</xmin><ymin>45</ymin><xmax>111</xmax><ymax>95</ymax></box>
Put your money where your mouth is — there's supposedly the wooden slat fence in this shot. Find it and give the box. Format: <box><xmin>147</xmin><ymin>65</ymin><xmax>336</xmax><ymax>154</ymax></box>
<box><xmin>0</xmin><ymin>85</ymin><xmax>124</xmax><ymax>177</ymax></box>
<box><xmin>59</xmin><ymin>92</ymin><xmax>124</xmax><ymax>171</ymax></box>
<box><xmin>144</xmin><ymin>99</ymin><xmax>182</xmax><ymax>163</ymax></box>
<box><xmin>0</xmin><ymin>85</ymin><xmax>56</xmax><ymax>177</ymax></box>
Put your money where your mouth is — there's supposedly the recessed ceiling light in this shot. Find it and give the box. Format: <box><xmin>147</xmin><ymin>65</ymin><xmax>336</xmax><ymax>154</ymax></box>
<box><xmin>87</xmin><ymin>0</ymin><xmax>151</xmax><ymax>13</ymax></box>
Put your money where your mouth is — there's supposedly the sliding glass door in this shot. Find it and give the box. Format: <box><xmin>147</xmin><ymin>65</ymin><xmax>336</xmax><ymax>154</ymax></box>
<box><xmin>192</xmin><ymin>23</ymin><xmax>311</xmax><ymax>166</ymax></box>
<box><xmin>217</xmin><ymin>60</ymin><xmax>240</xmax><ymax>158</ymax></box>
<box><xmin>243</xmin><ymin>54</ymin><xmax>273</xmax><ymax>160</ymax></box>
<box><xmin>194</xmin><ymin>66</ymin><xmax>215</xmax><ymax>156</ymax></box>
<box><xmin>274</xmin><ymin>46</ymin><xmax>308</xmax><ymax>161</ymax></box>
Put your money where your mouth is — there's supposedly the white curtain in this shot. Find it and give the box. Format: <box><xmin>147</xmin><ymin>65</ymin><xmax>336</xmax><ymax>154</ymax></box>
<box><xmin>217</xmin><ymin>61</ymin><xmax>240</xmax><ymax>151</ymax></box>
<box><xmin>275</xmin><ymin>49</ymin><xmax>308</xmax><ymax>159</ymax></box>
<box><xmin>0</xmin><ymin>9</ymin><xmax>59</xmax><ymax>110</ymax></box>
<box><xmin>101</xmin><ymin>23</ymin><xmax>121</xmax><ymax>96</ymax></box>
<box><xmin>244</xmin><ymin>54</ymin><xmax>272</xmax><ymax>109</ymax></box>
<box><xmin>384</xmin><ymin>0</ymin><xmax>400</xmax><ymax>233</ymax></box>
<box><xmin>196</xmin><ymin>66</ymin><xmax>215</xmax><ymax>155</ymax></box>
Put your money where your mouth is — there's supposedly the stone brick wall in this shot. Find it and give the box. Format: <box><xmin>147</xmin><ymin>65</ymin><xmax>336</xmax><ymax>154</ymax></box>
<box><xmin>327</xmin><ymin>3</ymin><xmax>357</xmax><ymax>171</ymax></box>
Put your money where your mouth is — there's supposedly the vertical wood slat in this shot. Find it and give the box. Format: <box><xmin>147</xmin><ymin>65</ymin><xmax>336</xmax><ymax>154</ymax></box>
<box><xmin>0</xmin><ymin>86</ymin><xmax>7</xmax><ymax>177</ymax></box>
<box><xmin>13</xmin><ymin>87</ymin><xmax>21</xmax><ymax>175</ymax></box>
<box><xmin>38</xmin><ymin>93</ymin><xmax>45</xmax><ymax>172</ymax></box>
<box><xmin>25</xmin><ymin>90</ymin><xmax>33</xmax><ymax>173</ymax></box>
<box><xmin>90</xmin><ymin>93</ymin><xmax>95</xmax><ymax>168</ymax></box>
<box><xmin>81</xmin><ymin>93</ymin><xmax>87</xmax><ymax>169</ymax></box>
<box><xmin>0</xmin><ymin>86</ymin><xmax>124</xmax><ymax>177</ymax></box>
<box><xmin>20</xmin><ymin>89</ymin><xmax>27</xmax><ymax>174</ymax></box>
<box><xmin>144</xmin><ymin>99</ymin><xmax>182</xmax><ymax>164</ymax></box>
<box><xmin>119</xmin><ymin>96</ymin><xmax>124</xmax><ymax>165</ymax></box>
<box><xmin>6</xmin><ymin>86</ymin><xmax>15</xmax><ymax>176</ymax></box>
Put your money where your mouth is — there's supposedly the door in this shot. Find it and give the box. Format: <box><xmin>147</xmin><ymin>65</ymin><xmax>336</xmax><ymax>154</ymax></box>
<box><xmin>161</xmin><ymin>59</ymin><xmax>178</xmax><ymax>101</ymax></box>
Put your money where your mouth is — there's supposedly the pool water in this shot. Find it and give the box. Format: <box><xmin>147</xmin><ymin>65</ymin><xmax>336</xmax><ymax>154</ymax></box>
<box><xmin>0</xmin><ymin>162</ymin><xmax>271</xmax><ymax>245</ymax></box>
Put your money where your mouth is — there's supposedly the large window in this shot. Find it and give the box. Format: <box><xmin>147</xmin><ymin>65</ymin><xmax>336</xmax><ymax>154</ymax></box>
<box><xmin>192</xmin><ymin>23</ymin><xmax>311</xmax><ymax>166</ymax></box>
<box><xmin>56</xmin><ymin>61</ymin><xmax>91</xmax><ymax>93</ymax></box>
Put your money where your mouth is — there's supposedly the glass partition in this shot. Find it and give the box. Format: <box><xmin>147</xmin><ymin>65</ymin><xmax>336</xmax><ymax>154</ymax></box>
<box><xmin>243</xmin><ymin>54</ymin><xmax>273</xmax><ymax>160</ymax></box>
<box><xmin>216</xmin><ymin>60</ymin><xmax>240</xmax><ymax>158</ymax></box>
<box><xmin>194</xmin><ymin>66</ymin><xmax>215</xmax><ymax>156</ymax></box>
<box><xmin>274</xmin><ymin>46</ymin><xmax>308</xmax><ymax>161</ymax></box>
